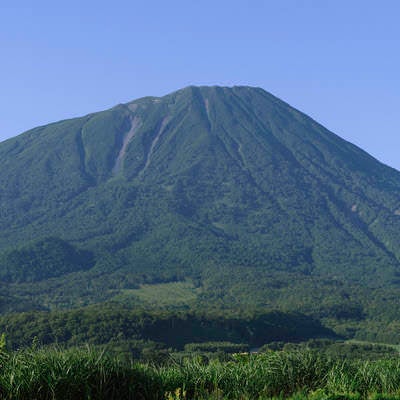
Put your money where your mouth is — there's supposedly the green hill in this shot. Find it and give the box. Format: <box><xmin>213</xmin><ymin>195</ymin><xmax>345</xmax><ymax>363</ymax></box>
<box><xmin>1</xmin><ymin>86</ymin><xmax>400</xmax><ymax>340</ymax></box>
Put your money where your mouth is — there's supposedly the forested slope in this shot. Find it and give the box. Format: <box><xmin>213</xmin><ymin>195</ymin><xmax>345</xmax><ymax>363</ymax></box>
<box><xmin>1</xmin><ymin>86</ymin><xmax>400</xmax><ymax>338</ymax></box>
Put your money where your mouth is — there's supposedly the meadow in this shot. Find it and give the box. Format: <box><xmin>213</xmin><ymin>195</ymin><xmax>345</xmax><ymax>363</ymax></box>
<box><xmin>2</xmin><ymin>345</ymin><xmax>400</xmax><ymax>399</ymax></box>
<box><xmin>110</xmin><ymin>281</ymin><xmax>200</xmax><ymax>308</ymax></box>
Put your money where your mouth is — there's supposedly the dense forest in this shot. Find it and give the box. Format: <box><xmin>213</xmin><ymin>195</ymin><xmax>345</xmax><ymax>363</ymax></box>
<box><xmin>1</xmin><ymin>86</ymin><xmax>400</xmax><ymax>350</ymax></box>
<box><xmin>0</xmin><ymin>305</ymin><xmax>332</xmax><ymax>353</ymax></box>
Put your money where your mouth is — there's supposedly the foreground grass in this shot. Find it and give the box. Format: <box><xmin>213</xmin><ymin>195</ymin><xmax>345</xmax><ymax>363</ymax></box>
<box><xmin>2</xmin><ymin>347</ymin><xmax>400</xmax><ymax>399</ymax></box>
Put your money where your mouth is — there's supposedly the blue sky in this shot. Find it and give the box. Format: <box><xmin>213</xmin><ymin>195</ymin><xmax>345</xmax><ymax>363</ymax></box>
<box><xmin>1</xmin><ymin>1</ymin><xmax>399</xmax><ymax>169</ymax></box>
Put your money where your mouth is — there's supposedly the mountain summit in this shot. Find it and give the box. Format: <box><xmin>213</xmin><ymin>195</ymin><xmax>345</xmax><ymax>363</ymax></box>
<box><xmin>1</xmin><ymin>86</ymin><xmax>400</xmax><ymax>324</ymax></box>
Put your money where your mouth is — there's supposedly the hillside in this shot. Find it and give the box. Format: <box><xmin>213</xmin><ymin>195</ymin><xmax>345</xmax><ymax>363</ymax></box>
<box><xmin>1</xmin><ymin>86</ymin><xmax>400</xmax><ymax>339</ymax></box>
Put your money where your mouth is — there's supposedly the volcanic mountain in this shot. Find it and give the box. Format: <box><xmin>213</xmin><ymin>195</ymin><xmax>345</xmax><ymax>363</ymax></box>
<box><xmin>1</xmin><ymin>86</ymin><xmax>400</xmax><ymax>331</ymax></box>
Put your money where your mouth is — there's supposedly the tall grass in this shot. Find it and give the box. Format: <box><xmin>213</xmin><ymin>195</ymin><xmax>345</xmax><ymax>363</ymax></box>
<box><xmin>158</xmin><ymin>351</ymin><xmax>335</xmax><ymax>398</ymax></box>
<box><xmin>0</xmin><ymin>346</ymin><xmax>142</xmax><ymax>399</ymax></box>
<box><xmin>2</xmin><ymin>347</ymin><xmax>400</xmax><ymax>399</ymax></box>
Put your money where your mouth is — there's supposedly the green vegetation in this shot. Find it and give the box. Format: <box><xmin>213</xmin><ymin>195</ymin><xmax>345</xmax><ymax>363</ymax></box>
<box><xmin>2</xmin><ymin>346</ymin><xmax>400</xmax><ymax>399</ymax></box>
<box><xmin>0</xmin><ymin>305</ymin><xmax>332</xmax><ymax>352</ymax></box>
<box><xmin>110</xmin><ymin>281</ymin><xmax>200</xmax><ymax>307</ymax></box>
<box><xmin>260</xmin><ymin>339</ymin><xmax>398</xmax><ymax>361</ymax></box>
<box><xmin>0</xmin><ymin>237</ymin><xmax>94</xmax><ymax>283</ymax></box>
<box><xmin>1</xmin><ymin>86</ymin><xmax>400</xmax><ymax>341</ymax></box>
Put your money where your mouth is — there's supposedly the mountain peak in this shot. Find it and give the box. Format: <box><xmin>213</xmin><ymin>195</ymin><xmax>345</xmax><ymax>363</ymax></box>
<box><xmin>1</xmin><ymin>85</ymin><xmax>400</xmax><ymax>320</ymax></box>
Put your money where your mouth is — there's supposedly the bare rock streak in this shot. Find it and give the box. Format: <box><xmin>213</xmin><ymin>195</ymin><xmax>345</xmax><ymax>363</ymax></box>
<box><xmin>139</xmin><ymin>116</ymin><xmax>171</xmax><ymax>176</ymax></box>
<box><xmin>113</xmin><ymin>116</ymin><xmax>140</xmax><ymax>175</ymax></box>
<box><xmin>203</xmin><ymin>98</ymin><xmax>212</xmax><ymax>131</ymax></box>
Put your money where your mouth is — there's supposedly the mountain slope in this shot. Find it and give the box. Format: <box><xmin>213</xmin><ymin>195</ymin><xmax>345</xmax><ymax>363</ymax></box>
<box><xmin>1</xmin><ymin>86</ymin><xmax>400</xmax><ymax>330</ymax></box>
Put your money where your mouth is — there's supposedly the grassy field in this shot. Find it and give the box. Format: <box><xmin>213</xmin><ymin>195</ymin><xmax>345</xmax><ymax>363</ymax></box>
<box><xmin>3</xmin><ymin>347</ymin><xmax>400</xmax><ymax>399</ymax></box>
<box><xmin>110</xmin><ymin>281</ymin><xmax>200</xmax><ymax>307</ymax></box>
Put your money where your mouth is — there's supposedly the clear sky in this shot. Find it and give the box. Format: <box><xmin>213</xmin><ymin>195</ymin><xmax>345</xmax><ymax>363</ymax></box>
<box><xmin>1</xmin><ymin>1</ymin><xmax>399</xmax><ymax>169</ymax></box>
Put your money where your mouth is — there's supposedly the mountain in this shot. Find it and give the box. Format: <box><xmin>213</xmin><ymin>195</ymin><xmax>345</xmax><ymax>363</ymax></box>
<box><xmin>1</xmin><ymin>86</ymin><xmax>400</xmax><ymax>340</ymax></box>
